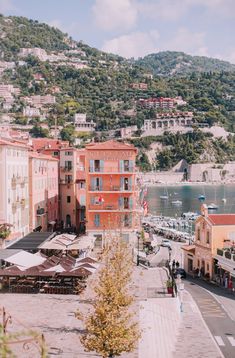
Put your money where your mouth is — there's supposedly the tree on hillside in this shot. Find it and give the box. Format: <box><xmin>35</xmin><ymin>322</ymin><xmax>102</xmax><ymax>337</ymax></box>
<box><xmin>29</xmin><ymin>125</ymin><xmax>49</xmax><ymax>138</ymax></box>
<box><xmin>78</xmin><ymin>236</ymin><xmax>140</xmax><ymax>358</ymax></box>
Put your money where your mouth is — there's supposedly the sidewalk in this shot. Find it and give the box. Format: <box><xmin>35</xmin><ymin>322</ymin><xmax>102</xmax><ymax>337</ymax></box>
<box><xmin>134</xmin><ymin>266</ymin><xmax>223</xmax><ymax>358</ymax></box>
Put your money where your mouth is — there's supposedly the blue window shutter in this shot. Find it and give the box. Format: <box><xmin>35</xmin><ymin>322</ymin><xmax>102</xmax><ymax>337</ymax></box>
<box><xmin>90</xmin><ymin>160</ymin><xmax>94</xmax><ymax>172</ymax></box>
<box><xmin>120</xmin><ymin>177</ymin><xmax>124</xmax><ymax>190</ymax></box>
<box><xmin>129</xmin><ymin>177</ymin><xmax>132</xmax><ymax>190</ymax></box>
<box><xmin>100</xmin><ymin>160</ymin><xmax>104</xmax><ymax>172</ymax></box>
<box><xmin>100</xmin><ymin>177</ymin><xmax>103</xmax><ymax>190</ymax></box>
<box><xmin>129</xmin><ymin>160</ymin><xmax>134</xmax><ymax>172</ymax></box>
<box><xmin>80</xmin><ymin>195</ymin><xmax>85</xmax><ymax>206</ymax></box>
<box><xmin>91</xmin><ymin>177</ymin><xmax>95</xmax><ymax>190</ymax></box>
<box><xmin>120</xmin><ymin>160</ymin><xmax>124</xmax><ymax>173</ymax></box>
<box><xmin>118</xmin><ymin>197</ymin><xmax>123</xmax><ymax>208</ymax></box>
<box><xmin>91</xmin><ymin>196</ymin><xmax>95</xmax><ymax>205</ymax></box>
<box><xmin>129</xmin><ymin>213</ymin><xmax>132</xmax><ymax>226</ymax></box>
<box><xmin>94</xmin><ymin>214</ymin><xmax>100</xmax><ymax>227</ymax></box>
<box><xmin>129</xmin><ymin>197</ymin><xmax>133</xmax><ymax>209</ymax></box>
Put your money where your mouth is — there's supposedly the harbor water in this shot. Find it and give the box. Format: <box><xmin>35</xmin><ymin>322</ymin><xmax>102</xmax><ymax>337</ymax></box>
<box><xmin>146</xmin><ymin>184</ymin><xmax>235</xmax><ymax>217</ymax></box>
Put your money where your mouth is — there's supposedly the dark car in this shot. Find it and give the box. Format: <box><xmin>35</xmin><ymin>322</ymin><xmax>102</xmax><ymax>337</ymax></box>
<box><xmin>174</xmin><ymin>268</ymin><xmax>186</xmax><ymax>279</ymax></box>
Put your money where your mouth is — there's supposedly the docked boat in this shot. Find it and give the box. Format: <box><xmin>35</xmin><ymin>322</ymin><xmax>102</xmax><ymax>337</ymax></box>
<box><xmin>171</xmin><ymin>200</ymin><xmax>182</xmax><ymax>206</ymax></box>
<box><xmin>208</xmin><ymin>203</ymin><xmax>218</xmax><ymax>210</ymax></box>
<box><xmin>160</xmin><ymin>187</ymin><xmax>169</xmax><ymax>200</ymax></box>
<box><xmin>182</xmin><ymin>212</ymin><xmax>199</xmax><ymax>220</ymax></box>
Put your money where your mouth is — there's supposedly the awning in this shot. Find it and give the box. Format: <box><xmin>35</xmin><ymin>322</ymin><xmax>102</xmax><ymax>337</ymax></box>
<box><xmin>39</xmin><ymin>233</ymin><xmax>77</xmax><ymax>250</ymax></box>
<box><xmin>4</xmin><ymin>251</ymin><xmax>46</xmax><ymax>268</ymax></box>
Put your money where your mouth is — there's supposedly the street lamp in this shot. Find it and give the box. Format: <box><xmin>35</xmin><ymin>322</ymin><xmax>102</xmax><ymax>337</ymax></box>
<box><xmin>137</xmin><ymin>233</ymin><xmax>140</xmax><ymax>266</ymax></box>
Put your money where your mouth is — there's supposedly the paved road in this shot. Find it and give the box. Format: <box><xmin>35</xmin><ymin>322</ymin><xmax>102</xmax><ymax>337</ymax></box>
<box><xmin>185</xmin><ymin>279</ymin><xmax>235</xmax><ymax>358</ymax></box>
<box><xmin>150</xmin><ymin>237</ymin><xmax>235</xmax><ymax>357</ymax></box>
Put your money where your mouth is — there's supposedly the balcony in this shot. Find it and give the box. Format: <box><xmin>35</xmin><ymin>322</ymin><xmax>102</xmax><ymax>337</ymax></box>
<box><xmin>61</xmin><ymin>166</ymin><xmax>73</xmax><ymax>172</ymax></box>
<box><xmin>36</xmin><ymin>208</ymin><xmax>45</xmax><ymax>216</ymax></box>
<box><xmin>89</xmin><ymin>185</ymin><xmax>133</xmax><ymax>192</ymax></box>
<box><xmin>88</xmin><ymin>204</ymin><xmax>133</xmax><ymax>212</ymax></box>
<box><xmin>216</xmin><ymin>248</ymin><xmax>235</xmax><ymax>262</ymax></box>
<box><xmin>89</xmin><ymin>167</ymin><xmax>135</xmax><ymax>174</ymax></box>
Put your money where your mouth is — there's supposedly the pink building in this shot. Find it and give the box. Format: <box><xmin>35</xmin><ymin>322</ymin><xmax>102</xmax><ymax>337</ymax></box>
<box><xmin>29</xmin><ymin>152</ymin><xmax>59</xmax><ymax>232</ymax></box>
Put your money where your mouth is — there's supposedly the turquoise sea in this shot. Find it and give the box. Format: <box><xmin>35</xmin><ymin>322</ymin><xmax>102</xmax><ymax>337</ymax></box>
<box><xmin>146</xmin><ymin>184</ymin><xmax>235</xmax><ymax>217</ymax></box>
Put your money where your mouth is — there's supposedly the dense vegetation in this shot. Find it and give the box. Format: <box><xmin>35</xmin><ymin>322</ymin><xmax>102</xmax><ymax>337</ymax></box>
<box><xmin>136</xmin><ymin>51</ymin><xmax>235</xmax><ymax>76</ymax></box>
<box><xmin>0</xmin><ymin>15</ymin><xmax>235</xmax><ymax>170</ymax></box>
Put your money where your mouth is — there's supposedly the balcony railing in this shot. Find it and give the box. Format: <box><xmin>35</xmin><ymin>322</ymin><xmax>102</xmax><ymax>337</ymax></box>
<box><xmin>89</xmin><ymin>167</ymin><xmax>135</xmax><ymax>173</ymax></box>
<box><xmin>88</xmin><ymin>204</ymin><xmax>133</xmax><ymax>211</ymax></box>
<box><xmin>61</xmin><ymin>166</ymin><xmax>73</xmax><ymax>172</ymax></box>
<box><xmin>89</xmin><ymin>185</ymin><xmax>133</xmax><ymax>192</ymax></box>
<box><xmin>217</xmin><ymin>248</ymin><xmax>235</xmax><ymax>262</ymax></box>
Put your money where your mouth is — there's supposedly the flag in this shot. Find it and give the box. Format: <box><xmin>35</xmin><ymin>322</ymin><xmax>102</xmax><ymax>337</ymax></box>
<box><xmin>98</xmin><ymin>196</ymin><xmax>104</xmax><ymax>203</ymax></box>
<box><xmin>143</xmin><ymin>200</ymin><xmax>148</xmax><ymax>216</ymax></box>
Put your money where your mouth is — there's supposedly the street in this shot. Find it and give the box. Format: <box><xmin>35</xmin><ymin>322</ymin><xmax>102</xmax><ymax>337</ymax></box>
<box><xmin>150</xmin><ymin>235</ymin><xmax>235</xmax><ymax>358</ymax></box>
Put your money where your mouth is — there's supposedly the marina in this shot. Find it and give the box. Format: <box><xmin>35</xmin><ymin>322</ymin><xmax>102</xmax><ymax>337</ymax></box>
<box><xmin>146</xmin><ymin>184</ymin><xmax>235</xmax><ymax>218</ymax></box>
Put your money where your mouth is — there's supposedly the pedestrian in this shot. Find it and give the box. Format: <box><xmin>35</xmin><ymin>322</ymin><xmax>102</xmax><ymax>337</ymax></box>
<box><xmin>176</xmin><ymin>261</ymin><xmax>180</xmax><ymax>268</ymax></box>
<box><xmin>198</xmin><ymin>269</ymin><xmax>201</xmax><ymax>278</ymax></box>
<box><xmin>172</xmin><ymin>259</ymin><xmax>176</xmax><ymax>268</ymax></box>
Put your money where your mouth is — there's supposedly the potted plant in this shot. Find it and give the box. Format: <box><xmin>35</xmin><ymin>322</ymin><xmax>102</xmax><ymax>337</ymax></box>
<box><xmin>166</xmin><ymin>279</ymin><xmax>173</xmax><ymax>294</ymax></box>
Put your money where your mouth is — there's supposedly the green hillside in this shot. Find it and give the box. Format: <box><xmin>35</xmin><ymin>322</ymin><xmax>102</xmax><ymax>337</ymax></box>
<box><xmin>136</xmin><ymin>51</ymin><xmax>235</xmax><ymax>76</ymax></box>
<box><xmin>0</xmin><ymin>15</ymin><xmax>235</xmax><ymax>169</ymax></box>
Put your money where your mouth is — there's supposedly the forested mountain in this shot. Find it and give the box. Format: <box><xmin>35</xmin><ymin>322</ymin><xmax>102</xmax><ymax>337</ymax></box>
<box><xmin>136</xmin><ymin>51</ymin><xmax>235</xmax><ymax>77</ymax></box>
<box><xmin>0</xmin><ymin>15</ymin><xmax>235</xmax><ymax>169</ymax></box>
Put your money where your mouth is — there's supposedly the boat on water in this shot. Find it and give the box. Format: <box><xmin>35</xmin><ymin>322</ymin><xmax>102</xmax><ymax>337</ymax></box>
<box><xmin>160</xmin><ymin>187</ymin><xmax>169</xmax><ymax>200</ymax></box>
<box><xmin>208</xmin><ymin>203</ymin><xmax>218</xmax><ymax>210</ymax></box>
<box><xmin>172</xmin><ymin>200</ymin><xmax>182</xmax><ymax>206</ymax></box>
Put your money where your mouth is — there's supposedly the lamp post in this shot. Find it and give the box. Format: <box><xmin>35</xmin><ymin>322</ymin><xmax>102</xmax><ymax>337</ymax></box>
<box><xmin>137</xmin><ymin>233</ymin><xmax>140</xmax><ymax>266</ymax></box>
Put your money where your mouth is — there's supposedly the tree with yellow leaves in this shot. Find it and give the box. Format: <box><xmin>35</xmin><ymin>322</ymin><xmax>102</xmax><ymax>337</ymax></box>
<box><xmin>79</xmin><ymin>235</ymin><xmax>140</xmax><ymax>358</ymax></box>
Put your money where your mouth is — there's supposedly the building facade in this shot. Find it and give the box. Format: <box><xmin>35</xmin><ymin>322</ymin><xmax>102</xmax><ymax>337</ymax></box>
<box><xmin>183</xmin><ymin>204</ymin><xmax>235</xmax><ymax>279</ymax></box>
<box><xmin>142</xmin><ymin>112</ymin><xmax>194</xmax><ymax>134</ymax></box>
<box><xmin>0</xmin><ymin>139</ymin><xmax>29</xmax><ymax>243</ymax></box>
<box><xmin>29</xmin><ymin>152</ymin><xmax>59</xmax><ymax>232</ymax></box>
<box><xmin>85</xmin><ymin>140</ymin><xmax>140</xmax><ymax>244</ymax></box>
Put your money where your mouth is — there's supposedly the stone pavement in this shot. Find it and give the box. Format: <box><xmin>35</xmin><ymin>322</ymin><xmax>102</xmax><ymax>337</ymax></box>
<box><xmin>133</xmin><ymin>266</ymin><xmax>223</xmax><ymax>358</ymax></box>
<box><xmin>0</xmin><ymin>266</ymin><xmax>223</xmax><ymax>358</ymax></box>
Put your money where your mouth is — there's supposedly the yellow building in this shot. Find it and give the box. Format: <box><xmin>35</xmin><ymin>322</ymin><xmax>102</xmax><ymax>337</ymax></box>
<box><xmin>183</xmin><ymin>204</ymin><xmax>235</xmax><ymax>279</ymax></box>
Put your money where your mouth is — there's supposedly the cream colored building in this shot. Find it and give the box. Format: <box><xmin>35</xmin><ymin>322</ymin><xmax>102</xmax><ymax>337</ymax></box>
<box><xmin>0</xmin><ymin>139</ymin><xmax>29</xmax><ymax>244</ymax></box>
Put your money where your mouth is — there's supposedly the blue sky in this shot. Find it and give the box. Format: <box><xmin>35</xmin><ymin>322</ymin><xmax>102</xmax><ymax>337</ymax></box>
<box><xmin>0</xmin><ymin>0</ymin><xmax>234</xmax><ymax>63</ymax></box>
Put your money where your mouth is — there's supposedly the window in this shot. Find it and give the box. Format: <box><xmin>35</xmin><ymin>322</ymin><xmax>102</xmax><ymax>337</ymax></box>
<box><xmin>197</xmin><ymin>228</ymin><xmax>200</xmax><ymax>241</ymax></box>
<box><xmin>65</xmin><ymin>175</ymin><xmax>72</xmax><ymax>184</ymax></box>
<box><xmin>124</xmin><ymin>160</ymin><xmax>129</xmax><ymax>172</ymax></box>
<box><xmin>124</xmin><ymin>178</ymin><xmax>129</xmax><ymax>190</ymax></box>
<box><xmin>67</xmin><ymin>196</ymin><xmax>71</xmax><ymax>203</ymax></box>
<box><xmin>94</xmin><ymin>160</ymin><xmax>100</xmax><ymax>172</ymax></box>
<box><xmin>124</xmin><ymin>197</ymin><xmax>129</xmax><ymax>209</ymax></box>
<box><xmin>65</xmin><ymin>151</ymin><xmax>72</xmax><ymax>156</ymax></box>
<box><xmin>207</xmin><ymin>263</ymin><xmax>209</xmax><ymax>272</ymax></box>
<box><xmin>124</xmin><ymin>214</ymin><xmax>130</xmax><ymax>227</ymax></box>
<box><xmin>53</xmin><ymin>151</ymin><xmax>59</xmax><ymax>156</ymax></box>
<box><xmin>206</xmin><ymin>231</ymin><xmax>210</xmax><ymax>244</ymax></box>
<box><xmin>65</xmin><ymin>161</ymin><xmax>72</xmax><ymax>170</ymax></box>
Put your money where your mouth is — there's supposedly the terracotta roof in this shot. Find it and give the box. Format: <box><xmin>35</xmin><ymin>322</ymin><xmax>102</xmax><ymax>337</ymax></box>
<box><xmin>86</xmin><ymin>140</ymin><xmax>137</xmax><ymax>151</ymax></box>
<box><xmin>29</xmin><ymin>151</ymin><xmax>58</xmax><ymax>161</ymax></box>
<box><xmin>0</xmin><ymin>138</ymin><xmax>29</xmax><ymax>149</ymax></box>
<box><xmin>208</xmin><ymin>214</ymin><xmax>235</xmax><ymax>226</ymax></box>
<box><xmin>32</xmin><ymin>138</ymin><xmax>70</xmax><ymax>151</ymax></box>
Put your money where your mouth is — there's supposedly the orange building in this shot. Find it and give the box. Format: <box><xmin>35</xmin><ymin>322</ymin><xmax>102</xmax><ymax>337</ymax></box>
<box><xmin>85</xmin><ymin>140</ymin><xmax>140</xmax><ymax>244</ymax></box>
<box><xmin>183</xmin><ymin>204</ymin><xmax>235</xmax><ymax>279</ymax></box>
<box><xmin>59</xmin><ymin>148</ymin><xmax>86</xmax><ymax>232</ymax></box>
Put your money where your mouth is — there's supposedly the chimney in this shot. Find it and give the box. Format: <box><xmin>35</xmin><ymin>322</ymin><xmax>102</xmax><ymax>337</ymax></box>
<box><xmin>201</xmin><ymin>204</ymin><xmax>208</xmax><ymax>217</ymax></box>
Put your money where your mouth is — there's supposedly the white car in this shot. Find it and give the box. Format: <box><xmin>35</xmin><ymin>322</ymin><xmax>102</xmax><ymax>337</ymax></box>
<box><xmin>161</xmin><ymin>239</ymin><xmax>171</xmax><ymax>248</ymax></box>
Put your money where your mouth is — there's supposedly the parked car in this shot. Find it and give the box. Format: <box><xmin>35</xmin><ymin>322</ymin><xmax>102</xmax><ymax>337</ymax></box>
<box><xmin>161</xmin><ymin>239</ymin><xmax>171</xmax><ymax>248</ymax></box>
<box><xmin>174</xmin><ymin>268</ymin><xmax>186</xmax><ymax>279</ymax></box>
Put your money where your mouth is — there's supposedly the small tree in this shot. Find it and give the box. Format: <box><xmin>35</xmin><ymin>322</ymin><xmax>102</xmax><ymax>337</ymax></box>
<box><xmin>78</xmin><ymin>235</ymin><xmax>140</xmax><ymax>357</ymax></box>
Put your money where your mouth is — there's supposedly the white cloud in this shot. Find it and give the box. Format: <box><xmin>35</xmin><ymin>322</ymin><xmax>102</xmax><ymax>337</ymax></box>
<box><xmin>136</xmin><ymin>0</ymin><xmax>189</xmax><ymax>21</ymax></box>
<box><xmin>92</xmin><ymin>0</ymin><xmax>138</xmax><ymax>31</ymax></box>
<box><xmin>0</xmin><ymin>0</ymin><xmax>15</xmax><ymax>13</ymax></box>
<box><xmin>102</xmin><ymin>30</ymin><xmax>159</xmax><ymax>58</ymax></box>
<box><xmin>163</xmin><ymin>27</ymin><xmax>209</xmax><ymax>57</ymax></box>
